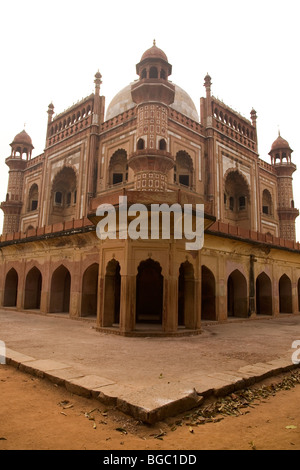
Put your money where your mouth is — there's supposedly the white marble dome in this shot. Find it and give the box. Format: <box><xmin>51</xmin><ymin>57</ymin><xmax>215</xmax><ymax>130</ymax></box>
<box><xmin>105</xmin><ymin>82</ymin><xmax>199</xmax><ymax>122</ymax></box>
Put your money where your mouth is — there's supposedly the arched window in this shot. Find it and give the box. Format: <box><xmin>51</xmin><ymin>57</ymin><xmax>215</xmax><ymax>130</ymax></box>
<box><xmin>159</xmin><ymin>139</ymin><xmax>166</xmax><ymax>150</ymax></box>
<box><xmin>160</xmin><ymin>69</ymin><xmax>166</xmax><ymax>79</ymax></box>
<box><xmin>55</xmin><ymin>191</ymin><xmax>63</xmax><ymax>205</ymax></box>
<box><xmin>137</xmin><ymin>138</ymin><xmax>145</xmax><ymax>150</ymax></box>
<box><xmin>109</xmin><ymin>149</ymin><xmax>128</xmax><ymax>186</ymax></box>
<box><xmin>262</xmin><ymin>189</ymin><xmax>272</xmax><ymax>215</ymax></box>
<box><xmin>141</xmin><ymin>69</ymin><xmax>147</xmax><ymax>79</ymax></box>
<box><xmin>174</xmin><ymin>151</ymin><xmax>193</xmax><ymax>188</ymax></box>
<box><xmin>149</xmin><ymin>67</ymin><xmax>158</xmax><ymax>79</ymax></box>
<box><xmin>27</xmin><ymin>184</ymin><xmax>39</xmax><ymax>212</ymax></box>
<box><xmin>239</xmin><ymin>196</ymin><xmax>246</xmax><ymax>210</ymax></box>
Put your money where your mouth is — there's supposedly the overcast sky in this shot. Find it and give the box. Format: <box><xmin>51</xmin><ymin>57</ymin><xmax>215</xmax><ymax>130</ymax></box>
<box><xmin>0</xmin><ymin>0</ymin><xmax>299</xmax><ymax>237</ymax></box>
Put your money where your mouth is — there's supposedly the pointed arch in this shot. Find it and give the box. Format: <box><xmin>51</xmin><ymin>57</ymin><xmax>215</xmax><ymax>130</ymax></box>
<box><xmin>81</xmin><ymin>263</ymin><xmax>99</xmax><ymax>317</ymax></box>
<box><xmin>136</xmin><ymin>259</ymin><xmax>163</xmax><ymax>324</ymax></box>
<box><xmin>24</xmin><ymin>267</ymin><xmax>42</xmax><ymax>310</ymax></box>
<box><xmin>262</xmin><ymin>189</ymin><xmax>273</xmax><ymax>216</ymax></box>
<box><xmin>201</xmin><ymin>266</ymin><xmax>216</xmax><ymax>320</ymax></box>
<box><xmin>256</xmin><ymin>272</ymin><xmax>272</xmax><ymax>315</ymax></box>
<box><xmin>49</xmin><ymin>265</ymin><xmax>71</xmax><ymax>313</ymax></box>
<box><xmin>3</xmin><ymin>268</ymin><xmax>18</xmax><ymax>307</ymax></box>
<box><xmin>279</xmin><ymin>274</ymin><xmax>292</xmax><ymax>313</ymax></box>
<box><xmin>227</xmin><ymin>269</ymin><xmax>248</xmax><ymax>318</ymax></box>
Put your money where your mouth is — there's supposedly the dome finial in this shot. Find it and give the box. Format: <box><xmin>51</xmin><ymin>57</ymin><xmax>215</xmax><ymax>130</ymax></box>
<box><xmin>153</xmin><ymin>39</ymin><xmax>156</xmax><ymax>46</ymax></box>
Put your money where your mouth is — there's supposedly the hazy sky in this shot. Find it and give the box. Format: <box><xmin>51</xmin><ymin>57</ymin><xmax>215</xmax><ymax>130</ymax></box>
<box><xmin>0</xmin><ymin>0</ymin><xmax>299</xmax><ymax>237</ymax></box>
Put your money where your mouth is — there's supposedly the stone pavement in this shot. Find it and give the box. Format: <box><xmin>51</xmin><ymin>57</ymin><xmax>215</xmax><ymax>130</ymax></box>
<box><xmin>1</xmin><ymin>309</ymin><xmax>300</xmax><ymax>423</ymax></box>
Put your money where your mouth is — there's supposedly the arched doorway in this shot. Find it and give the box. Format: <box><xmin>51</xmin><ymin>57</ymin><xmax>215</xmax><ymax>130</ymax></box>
<box><xmin>256</xmin><ymin>272</ymin><xmax>272</xmax><ymax>315</ymax></box>
<box><xmin>103</xmin><ymin>260</ymin><xmax>121</xmax><ymax>326</ymax></box>
<box><xmin>227</xmin><ymin>269</ymin><xmax>248</xmax><ymax>318</ymax></box>
<box><xmin>279</xmin><ymin>274</ymin><xmax>292</xmax><ymax>313</ymax></box>
<box><xmin>3</xmin><ymin>268</ymin><xmax>18</xmax><ymax>307</ymax></box>
<box><xmin>81</xmin><ymin>263</ymin><xmax>99</xmax><ymax>317</ymax></box>
<box><xmin>178</xmin><ymin>261</ymin><xmax>195</xmax><ymax>327</ymax></box>
<box><xmin>136</xmin><ymin>259</ymin><xmax>163</xmax><ymax>324</ymax></box>
<box><xmin>201</xmin><ymin>266</ymin><xmax>216</xmax><ymax>320</ymax></box>
<box><xmin>24</xmin><ymin>267</ymin><xmax>42</xmax><ymax>310</ymax></box>
<box><xmin>49</xmin><ymin>265</ymin><xmax>71</xmax><ymax>313</ymax></box>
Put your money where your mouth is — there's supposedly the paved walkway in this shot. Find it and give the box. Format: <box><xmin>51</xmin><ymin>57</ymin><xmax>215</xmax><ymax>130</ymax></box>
<box><xmin>1</xmin><ymin>309</ymin><xmax>300</xmax><ymax>423</ymax></box>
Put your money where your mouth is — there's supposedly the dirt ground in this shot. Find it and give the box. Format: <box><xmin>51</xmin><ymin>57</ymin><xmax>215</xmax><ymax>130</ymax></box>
<box><xmin>0</xmin><ymin>364</ymin><xmax>300</xmax><ymax>451</ymax></box>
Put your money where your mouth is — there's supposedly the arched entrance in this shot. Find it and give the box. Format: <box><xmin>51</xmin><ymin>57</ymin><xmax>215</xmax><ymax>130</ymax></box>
<box><xmin>256</xmin><ymin>272</ymin><xmax>272</xmax><ymax>315</ymax></box>
<box><xmin>227</xmin><ymin>269</ymin><xmax>248</xmax><ymax>318</ymax></box>
<box><xmin>201</xmin><ymin>266</ymin><xmax>216</xmax><ymax>320</ymax></box>
<box><xmin>178</xmin><ymin>261</ymin><xmax>195</xmax><ymax>327</ymax></box>
<box><xmin>136</xmin><ymin>259</ymin><xmax>163</xmax><ymax>324</ymax></box>
<box><xmin>279</xmin><ymin>274</ymin><xmax>292</xmax><ymax>313</ymax></box>
<box><xmin>24</xmin><ymin>267</ymin><xmax>42</xmax><ymax>310</ymax></box>
<box><xmin>49</xmin><ymin>265</ymin><xmax>71</xmax><ymax>313</ymax></box>
<box><xmin>103</xmin><ymin>260</ymin><xmax>121</xmax><ymax>326</ymax></box>
<box><xmin>3</xmin><ymin>268</ymin><xmax>18</xmax><ymax>307</ymax></box>
<box><xmin>81</xmin><ymin>263</ymin><xmax>99</xmax><ymax>317</ymax></box>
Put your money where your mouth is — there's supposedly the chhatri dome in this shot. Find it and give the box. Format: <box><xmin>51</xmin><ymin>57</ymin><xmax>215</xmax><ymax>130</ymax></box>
<box><xmin>10</xmin><ymin>129</ymin><xmax>33</xmax><ymax>147</ymax></box>
<box><xmin>270</xmin><ymin>132</ymin><xmax>292</xmax><ymax>152</ymax></box>
<box><xmin>105</xmin><ymin>42</ymin><xmax>199</xmax><ymax>122</ymax></box>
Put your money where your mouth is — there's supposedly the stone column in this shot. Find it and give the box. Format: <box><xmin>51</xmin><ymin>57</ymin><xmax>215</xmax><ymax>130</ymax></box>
<box><xmin>292</xmin><ymin>280</ymin><xmax>298</xmax><ymax>314</ymax></box>
<box><xmin>119</xmin><ymin>274</ymin><xmax>136</xmax><ymax>334</ymax></box>
<box><xmin>163</xmin><ymin>275</ymin><xmax>178</xmax><ymax>333</ymax></box>
<box><xmin>194</xmin><ymin>277</ymin><xmax>201</xmax><ymax>330</ymax></box>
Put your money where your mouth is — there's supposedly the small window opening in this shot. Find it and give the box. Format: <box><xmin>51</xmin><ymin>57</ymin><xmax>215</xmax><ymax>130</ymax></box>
<box><xmin>179</xmin><ymin>175</ymin><xmax>189</xmax><ymax>187</ymax></box>
<box><xmin>113</xmin><ymin>173</ymin><xmax>123</xmax><ymax>185</ymax></box>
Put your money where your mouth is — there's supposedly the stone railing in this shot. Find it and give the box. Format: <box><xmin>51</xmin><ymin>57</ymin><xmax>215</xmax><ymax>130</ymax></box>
<box><xmin>0</xmin><ymin>217</ymin><xmax>95</xmax><ymax>244</ymax></box>
<box><xmin>207</xmin><ymin>220</ymin><xmax>300</xmax><ymax>251</ymax></box>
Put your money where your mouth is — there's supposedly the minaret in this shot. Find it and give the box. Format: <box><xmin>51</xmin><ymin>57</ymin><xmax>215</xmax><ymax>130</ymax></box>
<box><xmin>88</xmin><ymin>70</ymin><xmax>103</xmax><ymax>197</ymax></box>
<box><xmin>129</xmin><ymin>41</ymin><xmax>175</xmax><ymax>191</ymax></box>
<box><xmin>269</xmin><ymin>132</ymin><xmax>299</xmax><ymax>240</ymax></box>
<box><xmin>0</xmin><ymin>130</ymin><xmax>33</xmax><ymax>234</ymax></box>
